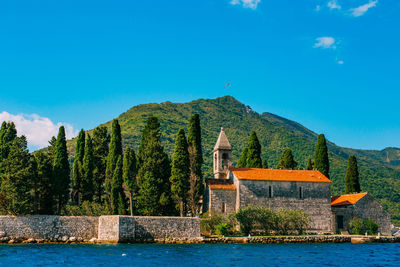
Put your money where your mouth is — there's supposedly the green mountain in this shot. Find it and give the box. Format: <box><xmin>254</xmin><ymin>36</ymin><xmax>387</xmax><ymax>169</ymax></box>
<box><xmin>67</xmin><ymin>95</ymin><xmax>400</xmax><ymax>222</ymax></box>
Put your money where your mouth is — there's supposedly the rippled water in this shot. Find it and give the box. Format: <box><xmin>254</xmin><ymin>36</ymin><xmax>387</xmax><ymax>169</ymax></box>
<box><xmin>0</xmin><ymin>243</ymin><xmax>399</xmax><ymax>266</ymax></box>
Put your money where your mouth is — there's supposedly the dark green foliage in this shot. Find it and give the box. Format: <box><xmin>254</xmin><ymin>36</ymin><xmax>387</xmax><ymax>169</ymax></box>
<box><xmin>246</xmin><ymin>131</ymin><xmax>262</xmax><ymax>168</ymax></box>
<box><xmin>200</xmin><ymin>211</ymin><xmax>226</xmax><ymax>236</ymax></box>
<box><xmin>262</xmin><ymin>159</ymin><xmax>268</xmax><ymax>169</ymax></box>
<box><xmin>234</xmin><ymin>205</ymin><xmax>259</xmax><ymax>235</ymax></box>
<box><xmin>110</xmin><ymin>156</ymin><xmax>126</xmax><ymax>215</ymax></box>
<box><xmin>34</xmin><ymin>152</ymin><xmax>53</xmax><ymax>214</ymax></box>
<box><xmin>82</xmin><ymin>135</ymin><xmax>94</xmax><ymax>202</ymax></box>
<box><xmin>306</xmin><ymin>157</ymin><xmax>313</xmax><ymax>170</ymax></box>
<box><xmin>62</xmin><ymin>201</ymin><xmax>111</xmax><ymax>216</ymax></box>
<box><xmin>215</xmin><ymin>223</ymin><xmax>231</xmax><ymax>236</ymax></box>
<box><xmin>314</xmin><ymin>134</ymin><xmax>330</xmax><ymax>178</ymax></box>
<box><xmin>345</xmin><ymin>155</ymin><xmax>361</xmax><ymax>194</ymax></box>
<box><xmin>123</xmin><ymin>147</ymin><xmax>137</xmax><ymax>215</ymax></box>
<box><xmin>72</xmin><ymin>129</ymin><xmax>85</xmax><ymax>204</ymax></box>
<box><xmin>0</xmin><ymin>133</ymin><xmax>33</xmax><ymax>215</ymax></box>
<box><xmin>105</xmin><ymin>120</ymin><xmax>122</xmax><ymax>194</ymax></box>
<box><xmin>47</xmin><ymin>136</ymin><xmax>57</xmax><ymax>161</ymax></box>
<box><xmin>0</xmin><ymin>122</ymin><xmax>17</xmax><ymax>160</ymax></box>
<box><xmin>187</xmin><ymin>114</ymin><xmax>204</xmax><ymax>216</ymax></box>
<box><xmin>136</xmin><ymin>117</ymin><xmax>172</xmax><ymax>216</ymax></box>
<box><xmin>52</xmin><ymin>126</ymin><xmax>70</xmax><ymax>214</ymax></box>
<box><xmin>349</xmin><ymin>217</ymin><xmax>379</xmax><ymax>235</ymax></box>
<box><xmin>170</xmin><ymin>129</ymin><xmax>190</xmax><ymax>217</ymax></box>
<box><xmin>92</xmin><ymin>126</ymin><xmax>110</xmax><ymax>203</ymax></box>
<box><xmin>276</xmin><ymin>148</ymin><xmax>298</xmax><ymax>170</ymax></box>
<box><xmin>238</xmin><ymin>147</ymin><xmax>249</xmax><ymax>168</ymax></box>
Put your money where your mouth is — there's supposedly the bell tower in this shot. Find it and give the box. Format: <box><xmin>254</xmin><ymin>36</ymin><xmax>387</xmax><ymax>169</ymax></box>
<box><xmin>213</xmin><ymin>127</ymin><xmax>232</xmax><ymax>179</ymax></box>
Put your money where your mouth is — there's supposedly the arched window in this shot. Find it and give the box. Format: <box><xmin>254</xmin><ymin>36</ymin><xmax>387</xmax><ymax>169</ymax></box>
<box><xmin>222</xmin><ymin>153</ymin><xmax>228</xmax><ymax>169</ymax></box>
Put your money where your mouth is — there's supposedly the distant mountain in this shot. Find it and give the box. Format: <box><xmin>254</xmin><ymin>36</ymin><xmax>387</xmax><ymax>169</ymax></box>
<box><xmin>66</xmin><ymin>96</ymin><xmax>400</xmax><ymax>222</ymax></box>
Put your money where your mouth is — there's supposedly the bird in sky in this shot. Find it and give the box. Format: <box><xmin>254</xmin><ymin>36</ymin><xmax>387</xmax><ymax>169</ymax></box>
<box><xmin>224</xmin><ymin>82</ymin><xmax>231</xmax><ymax>88</ymax></box>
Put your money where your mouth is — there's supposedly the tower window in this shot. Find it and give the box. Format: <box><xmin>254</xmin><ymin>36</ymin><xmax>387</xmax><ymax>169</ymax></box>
<box><xmin>268</xmin><ymin>186</ymin><xmax>273</xmax><ymax>198</ymax></box>
<box><xmin>222</xmin><ymin>153</ymin><xmax>229</xmax><ymax>169</ymax></box>
<box><xmin>299</xmin><ymin>186</ymin><xmax>304</xmax><ymax>199</ymax></box>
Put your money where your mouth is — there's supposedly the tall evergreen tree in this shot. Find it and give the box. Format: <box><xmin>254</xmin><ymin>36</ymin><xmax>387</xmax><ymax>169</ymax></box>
<box><xmin>262</xmin><ymin>159</ymin><xmax>268</xmax><ymax>169</ymax></box>
<box><xmin>306</xmin><ymin>158</ymin><xmax>313</xmax><ymax>170</ymax></box>
<box><xmin>238</xmin><ymin>147</ymin><xmax>248</xmax><ymax>168</ymax></box>
<box><xmin>92</xmin><ymin>126</ymin><xmax>110</xmax><ymax>203</ymax></box>
<box><xmin>82</xmin><ymin>135</ymin><xmax>94</xmax><ymax>202</ymax></box>
<box><xmin>314</xmin><ymin>134</ymin><xmax>330</xmax><ymax>178</ymax></box>
<box><xmin>72</xmin><ymin>129</ymin><xmax>85</xmax><ymax>204</ymax></box>
<box><xmin>105</xmin><ymin>120</ymin><xmax>122</xmax><ymax>196</ymax></box>
<box><xmin>171</xmin><ymin>129</ymin><xmax>190</xmax><ymax>217</ymax></box>
<box><xmin>246</xmin><ymin>131</ymin><xmax>262</xmax><ymax>168</ymax></box>
<box><xmin>276</xmin><ymin>148</ymin><xmax>298</xmax><ymax>169</ymax></box>
<box><xmin>136</xmin><ymin>117</ymin><xmax>172</xmax><ymax>216</ymax></box>
<box><xmin>123</xmin><ymin>147</ymin><xmax>137</xmax><ymax>216</ymax></box>
<box><xmin>52</xmin><ymin>126</ymin><xmax>70</xmax><ymax>214</ymax></box>
<box><xmin>0</xmin><ymin>134</ymin><xmax>33</xmax><ymax>215</ymax></box>
<box><xmin>47</xmin><ymin>136</ymin><xmax>57</xmax><ymax>162</ymax></box>
<box><xmin>187</xmin><ymin>114</ymin><xmax>203</xmax><ymax>216</ymax></box>
<box><xmin>111</xmin><ymin>156</ymin><xmax>126</xmax><ymax>215</ymax></box>
<box><xmin>34</xmin><ymin>152</ymin><xmax>53</xmax><ymax>214</ymax></box>
<box><xmin>345</xmin><ymin>155</ymin><xmax>361</xmax><ymax>194</ymax></box>
<box><xmin>0</xmin><ymin>122</ymin><xmax>17</xmax><ymax>160</ymax></box>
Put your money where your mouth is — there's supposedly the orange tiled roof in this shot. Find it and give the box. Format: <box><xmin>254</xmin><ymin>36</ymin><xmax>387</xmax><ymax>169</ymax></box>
<box><xmin>231</xmin><ymin>168</ymin><xmax>331</xmax><ymax>183</ymax></box>
<box><xmin>331</xmin><ymin>192</ymin><xmax>367</xmax><ymax>207</ymax></box>
<box><xmin>209</xmin><ymin>184</ymin><xmax>236</xmax><ymax>190</ymax></box>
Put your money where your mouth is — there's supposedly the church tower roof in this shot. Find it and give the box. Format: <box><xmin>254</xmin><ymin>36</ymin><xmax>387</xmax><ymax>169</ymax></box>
<box><xmin>213</xmin><ymin>127</ymin><xmax>231</xmax><ymax>151</ymax></box>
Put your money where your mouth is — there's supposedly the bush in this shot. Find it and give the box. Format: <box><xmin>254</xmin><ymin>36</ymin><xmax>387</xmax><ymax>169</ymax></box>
<box><xmin>349</xmin><ymin>217</ymin><xmax>379</xmax><ymax>235</ymax></box>
<box><xmin>215</xmin><ymin>223</ymin><xmax>231</xmax><ymax>236</ymax></box>
<box><xmin>256</xmin><ymin>207</ymin><xmax>278</xmax><ymax>235</ymax></box>
<box><xmin>200</xmin><ymin>211</ymin><xmax>226</xmax><ymax>236</ymax></box>
<box><xmin>234</xmin><ymin>206</ymin><xmax>259</xmax><ymax>235</ymax></box>
<box><xmin>62</xmin><ymin>201</ymin><xmax>111</xmax><ymax>216</ymax></box>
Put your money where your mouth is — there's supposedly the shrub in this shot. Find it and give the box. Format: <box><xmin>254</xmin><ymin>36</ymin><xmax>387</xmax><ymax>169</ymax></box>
<box><xmin>215</xmin><ymin>223</ymin><xmax>231</xmax><ymax>236</ymax></box>
<box><xmin>200</xmin><ymin>211</ymin><xmax>225</xmax><ymax>236</ymax></box>
<box><xmin>349</xmin><ymin>217</ymin><xmax>379</xmax><ymax>235</ymax></box>
<box><xmin>288</xmin><ymin>210</ymin><xmax>311</xmax><ymax>235</ymax></box>
<box><xmin>364</xmin><ymin>219</ymin><xmax>379</xmax><ymax>234</ymax></box>
<box><xmin>256</xmin><ymin>207</ymin><xmax>277</xmax><ymax>235</ymax></box>
<box><xmin>234</xmin><ymin>205</ymin><xmax>259</xmax><ymax>235</ymax></box>
<box><xmin>62</xmin><ymin>201</ymin><xmax>111</xmax><ymax>216</ymax></box>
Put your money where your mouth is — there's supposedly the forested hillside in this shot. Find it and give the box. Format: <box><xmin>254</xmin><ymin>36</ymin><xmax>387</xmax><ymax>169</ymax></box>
<box><xmin>66</xmin><ymin>96</ymin><xmax>400</xmax><ymax>222</ymax></box>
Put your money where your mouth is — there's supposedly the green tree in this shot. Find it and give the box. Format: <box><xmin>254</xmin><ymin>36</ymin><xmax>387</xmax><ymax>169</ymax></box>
<box><xmin>238</xmin><ymin>147</ymin><xmax>248</xmax><ymax>168</ymax></box>
<box><xmin>123</xmin><ymin>147</ymin><xmax>137</xmax><ymax>216</ymax></box>
<box><xmin>246</xmin><ymin>131</ymin><xmax>262</xmax><ymax>168</ymax></box>
<box><xmin>276</xmin><ymin>148</ymin><xmax>298</xmax><ymax>170</ymax></box>
<box><xmin>170</xmin><ymin>129</ymin><xmax>190</xmax><ymax>217</ymax></box>
<box><xmin>105</xmin><ymin>120</ymin><xmax>123</xmax><ymax>196</ymax></box>
<box><xmin>110</xmin><ymin>156</ymin><xmax>126</xmax><ymax>215</ymax></box>
<box><xmin>52</xmin><ymin>126</ymin><xmax>70</xmax><ymax>214</ymax></box>
<box><xmin>72</xmin><ymin>129</ymin><xmax>85</xmax><ymax>204</ymax></box>
<box><xmin>0</xmin><ymin>122</ymin><xmax>17</xmax><ymax>160</ymax></box>
<box><xmin>345</xmin><ymin>155</ymin><xmax>361</xmax><ymax>194</ymax></box>
<box><xmin>82</xmin><ymin>135</ymin><xmax>95</xmax><ymax>202</ymax></box>
<box><xmin>262</xmin><ymin>159</ymin><xmax>268</xmax><ymax>169</ymax></box>
<box><xmin>314</xmin><ymin>134</ymin><xmax>330</xmax><ymax>178</ymax></box>
<box><xmin>136</xmin><ymin>117</ymin><xmax>172</xmax><ymax>216</ymax></box>
<box><xmin>34</xmin><ymin>152</ymin><xmax>53</xmax><ymax>214</ymax></box>
<box><xmin>306</xmin><ymin>158</ymin><xmax>313</xmax><ymax>170</ymax></box>
<box><xmin>47</xmin><ymin>136</ymin><xmax>57</xmax><ymax>162</ymax></box>
<box><xmin>92</xmin><ymin>126</ymin><xmax>110</xmax><ymax>203</ymax></box>
<box><xmin>187</xmin><ymin>114</ymin><xmax>204</xmax><ymax>216</ymax></box>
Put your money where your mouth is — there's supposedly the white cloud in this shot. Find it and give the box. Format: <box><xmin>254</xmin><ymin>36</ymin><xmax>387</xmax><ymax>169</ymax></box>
<box><xmin>350</xmin><ymin>1</ymin><xmax>377</xmax><ymax>17</ymax></box>
<box><xmin>230</xmin><ymin>0</ymin><xmax>261</xmax><ymax>10</ymax></box>
<box><xmin>327</xmin><ymin>0</ymin><xmax>341</xmax><ymax>10</ymax></box>
<box><xmin>0</xmin><ymin>111</ymin><xmax>78</xmax><ymax>150</ymax></box>
<box><xmin>313</xmin><ymin>37</ymin><xmax>336</xmax><ymax>49</ymax></box>
<box><xmin>337</xmin><ymin>60</ymin><xmax>344</xmax><ymax>64</ymax></box>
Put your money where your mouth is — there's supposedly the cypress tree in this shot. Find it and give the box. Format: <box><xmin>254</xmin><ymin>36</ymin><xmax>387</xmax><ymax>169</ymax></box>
<box><xmin>82</xmin><ymin>135</ymin><xmax>94</xmax><ymax>202</ymax></box>
<box><xmin>72</xmin><ymin>129</ymin><xmax>85</xmax><ymax>204</ymax></box>
<box><xmin>110</xmin><ymin>156</ymin><xmax>126</xmax><ymax>215</ymax></box>
<box><xmin>276</xmin><ymin>148</ymin><xmax>298</xmax><ymax>170</ymax></box>
<box><xmin>0</xmin><ymin>122</ymin><xmax>17</xmax><ymax>160</ymax></box>
<box><xmin>345</xmin><ymin>155</ymin><xmax>361</xmax><ymax>194</ymax></box>
<box><xmin>92</xmin><ymin>126</ymin><xmax>110</xmax><ymax>203</ymax></box>
<box><xmin>238</xmin><ymin>147</ymin><xmax>248</xmax><ymax>168</ymax></box>
<box><xmin>262</xmin><ymin>159</ymin><xmax>268</xmax><ymax>169</ymax></box>
<box><xmin>52</xmin><ymin>126</ymin><xmax>70</xmax><ymax>214</ymax></box>
<box><xmin>306</xmin><ymin>158</ymin><xmax>313</xmax><ymax>170</ymax></box>
<box><xmin>105</xmin><ymin>120</ymin><xmax>122</xmax><ymax>195</ymax></box>
<box><xmin>34</xmin><ymin>152</ymin><xmax>53</xmax><ymax>214</ymax></box>
<box><xmin>47</xmin><ymin>136</ymin><xmax>57</xmax><ymax>162</ymax></box>
<box><xmin>187</xmin><ymin>114</ymin><xmax>203</xmax><ymax>216</ymax></box>
<box><xmin>136</xmin><ymin>117</ymin><xmax>172</xmax><ymax>216</ymax></box>
<box><xmin>170</xmin><ymin>129</ymin><xmax>190</xmax><ymax>217</ymax></box>
<box><xmin>314</xmin><ymin>134</ymin><xmax>330</xmax><ymax>178</ymax></box>
<box><xmin>123</xmin><ymin>147</ymin><xmax>137</xmax><ymax>216</ymax></box>
<box><xmin>246</xmin><ymin>131</ymin><xmax>262</xmax><ymax>168</ymax></box>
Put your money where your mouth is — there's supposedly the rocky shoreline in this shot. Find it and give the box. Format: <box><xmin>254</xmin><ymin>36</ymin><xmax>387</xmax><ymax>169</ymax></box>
<box><xmin>1</xmin><ymin>233</ymin><xmax>400</xmax><ymax>245</ymax></box>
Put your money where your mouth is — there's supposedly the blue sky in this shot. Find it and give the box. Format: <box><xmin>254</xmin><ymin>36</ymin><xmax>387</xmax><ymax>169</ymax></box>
<box><xmin>0</xmin><ymin>0</ymin><xmax>399</xmax><ymax>151</ymax></box>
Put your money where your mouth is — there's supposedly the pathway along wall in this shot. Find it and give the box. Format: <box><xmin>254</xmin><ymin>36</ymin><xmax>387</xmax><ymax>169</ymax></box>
<box><xmin>0</xmin><ymin>215</ymin><xmax>201</xmax><ymax>243</ymax></box>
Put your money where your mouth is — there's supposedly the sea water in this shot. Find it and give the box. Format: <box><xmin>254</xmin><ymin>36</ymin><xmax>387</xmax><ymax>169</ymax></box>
<box><xmin>0</xmin><ymin>243</ymin><xmax>399</xmax><ymax>266</ymax></box>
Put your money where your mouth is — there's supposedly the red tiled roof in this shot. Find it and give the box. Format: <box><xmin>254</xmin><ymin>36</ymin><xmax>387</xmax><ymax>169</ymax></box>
<box><xmin>231</xmin><ymin>168</ymin><xmax>331</xmax><ymax>183</ymax></box>
<box><xmin>331</xmin><ymin>192</ymin><xmax>367</xmax><ymax>206</ymax></box>
<box><xmin>209</xmin><ymin>184</ymin><xmax>236</xmax><ymax>190</ymax></box>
